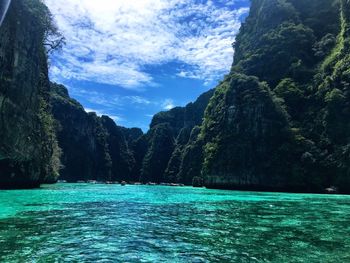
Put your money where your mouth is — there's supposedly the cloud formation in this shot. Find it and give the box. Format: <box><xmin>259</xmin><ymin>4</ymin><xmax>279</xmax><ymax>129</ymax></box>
<box><xmin>69</xmin><ymin>86</ymin><xmax>176</xmax><ymax>113</ymax></box>
<box><xmin>45</xmin><ymin>0</ymin><xmax>248</xmax><ymax>89</ymax></box>
<box><xmin>85</xmin><ymin>107</ymin><xmax>124</xmax><ymax>123</ymax></box>
<box><xmin>162</xmin><ymin>99</ymin><xmax>176</xmax><ymax>110</ymax></box>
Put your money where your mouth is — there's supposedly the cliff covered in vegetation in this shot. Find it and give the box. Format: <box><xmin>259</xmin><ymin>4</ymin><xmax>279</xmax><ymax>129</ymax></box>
<box><xmin>0</xmin><ymin>0</ymin><xmax>61</xmax><ymax>188</ymax></box>
<box><xmin>2</xmin><ymin>0</ymin><xmax>350</xmax><ymax>193</ymax></box>
<box><xmin>50</xmin><ymin>83</ymin><xmax>142</xmax><ymax>183</ymax></box>
<box><xmin>0</xmin><ymin>0</ymin><xmax>143</xmax><ymax>187</ymax></box>
<box><xmin>131</xmin><ymin>0</ymin><xmax>350</xmax><ymax>193</ymax></box>
<box><xmin>135</xmin><ymin>89</ymin><xmax>214</xmax><ymax>184</ymax></box>
<box><xmin>200</xmin><ymin>0</ymin><xmax>350</xmax><ymax>193</ymax></box>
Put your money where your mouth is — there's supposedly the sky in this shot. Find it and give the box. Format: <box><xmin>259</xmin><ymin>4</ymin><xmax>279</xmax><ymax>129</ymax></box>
<box><xmin>45</xmin><ymin>0</ymin><xmax>250</xmax><ymax>131</ymax></box>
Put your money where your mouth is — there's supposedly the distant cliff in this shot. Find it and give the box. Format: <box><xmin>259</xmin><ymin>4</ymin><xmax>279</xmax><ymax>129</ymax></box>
<box><xmin>135</xmin><ymin>89</ymin><xmax>214</xmax><ymax>184</ymax></box>
<box><xmin>0</xmin><ymin>0</ymin><xmax>61</xmax><ymax>188</ymax></box>
<box><xmin>50</xmin><ymin>83</ymin><xmax>142</xmax><ymax>182</ymax></box>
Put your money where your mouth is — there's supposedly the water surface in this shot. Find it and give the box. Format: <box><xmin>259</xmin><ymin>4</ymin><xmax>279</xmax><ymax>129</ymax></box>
<box><xmin>0</xmin><ymin>184</ymin><xmax>349</xmax><ymax>262</ymax></box>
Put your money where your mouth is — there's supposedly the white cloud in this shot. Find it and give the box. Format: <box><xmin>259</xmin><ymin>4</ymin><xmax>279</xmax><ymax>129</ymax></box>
<box><xmin>69</xmin><ymin>86</ymin><xmax>173</xmax><ymax>111</ymax></box>
<box><xmin>68</xmin><ymin>86</ymin><xmax>123</xmax><ymax>108</ymax></box>
<box><xmin>85</xmin><ymin>107</ymin><xmax>124</xmax><ymax>123</ymax></box>
<box><xmin>162</xmin><ymin>99</ymin><xmax>175</xmax><ymax>110</ymax></box>
<box><xmin>45</xmin><ymin>0</ymin><xmax>249</xmax><ymax>89</ymax></box>
<box><xmin>125</xmin><ymin>96</ymin><xmax>151</xmax><ymax>105</ymax></box>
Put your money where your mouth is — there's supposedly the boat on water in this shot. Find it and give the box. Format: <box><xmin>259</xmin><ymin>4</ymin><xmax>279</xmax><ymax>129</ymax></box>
<box><xmin>87</xmin><ymin>180</ymin><xmax>97</xmax><ymax>184</ymax></box>
<box><xmin>169</xmin><ymin>183</ymin><xmax>185</xmax><ymax>187</ymax></box>
<box><xmin>325</xmin><ymin>186</ymin><xmax>338</xmax><ymax>194</ymax></box>
<box><xmin>57</xmin><ymin>180</ymin><xmax>67</xmax><ymax>183</ymax></box>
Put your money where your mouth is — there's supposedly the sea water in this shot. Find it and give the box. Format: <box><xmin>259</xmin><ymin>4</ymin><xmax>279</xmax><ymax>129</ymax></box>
<box><xmin>0</xmin><ymin>184</ymin><xmax>349</xmax><ymax>262</ymax></box>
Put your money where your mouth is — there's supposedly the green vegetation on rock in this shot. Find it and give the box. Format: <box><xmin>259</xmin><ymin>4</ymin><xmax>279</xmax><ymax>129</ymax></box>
<box><xmin>50</xmin><ymin>83</ymin><xmax>142</xmax><ymax>183</ymax></box>
<box><xmin>137</xmin><ymin>90</ymin><xmax>214</xmax><ymax>184</ymax></box>
<box><xmin>199</xmin><ymin>0</ymin><xmax>350</xmax><ymax>193</ymax></box>
<box><xmin>0</xmin><ymin>0</ymin><xmax>61</xmax><ymax>188</ymax></box>
<box><xmin>2</xmin><ymin>0</ymin><xmax>350</xmax><ymax>194</ymax></box>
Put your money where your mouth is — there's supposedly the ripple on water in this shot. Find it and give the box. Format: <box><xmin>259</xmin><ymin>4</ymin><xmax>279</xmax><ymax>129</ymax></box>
<box><xmin>0</xmin><ymin>184</ymin><xmax>350</xmax><ymax>262</ymax></box>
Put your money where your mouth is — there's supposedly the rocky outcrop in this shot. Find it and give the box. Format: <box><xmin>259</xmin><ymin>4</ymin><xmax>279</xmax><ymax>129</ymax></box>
<box><xmin>200</xmin><ymin>0</ymin><xmax>350</xmax><ymax>193</ymax></box>
<box><xmin>201</xmin><ymin>74</ymin><xmax>299</xmax><ymax>191</ymax></box>
<box><xmin>50</xmin><ymin>84</ymin><xmax>111</xmax><ymax>182</ymax></box>
<box><xmin>137</xmin><ymin>89</ymin><xmax>214</xmax><ymax>184</ymax></box>
<box><xmin>101</xmin><ymin>116</ymin><xmax>137</xmax><ymax>182</ymax></box>
<box><xmin>0</xmin><ymin>0</ymin><xmax>60</xmax><ymax>188</ymax></box>
<box><xmin>50</xmin><ymin>83</ymin><xmax>142</xmax><ymax>182</ymax></box>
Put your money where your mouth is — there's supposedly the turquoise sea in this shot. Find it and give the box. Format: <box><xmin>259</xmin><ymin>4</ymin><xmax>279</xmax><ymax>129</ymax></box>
<box><xmin>0</xmin><ymin>184</ymin><xmax>349</xmax><ymax>262</ymax></box>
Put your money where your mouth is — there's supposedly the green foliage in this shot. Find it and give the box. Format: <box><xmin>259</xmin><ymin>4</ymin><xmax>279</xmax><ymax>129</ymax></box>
<box><xmin>313</xmin><ymin>34</ymin><xmax>337</xmax><ymax>59</ymax></box>
<box><xmin>234</xmin><ymin>0</ymin><xmax>299</xmax><ymax>64</ymax></box>
<box><xmin>321</xmin><ymin>0</ymin><xmax>348</xmax><ymax>72</ymax></box>
<box><xmin>130</xmin><ymin>135</ymin><xmax>148</xmax><ymax>181</ymax></box>
<box><xmin>325</xmin><ymin>88</ymin><xmax>345</xmax><ymax>104</ymax></box>
<box><xmin>193</xmin><ymin>0</ymin><xmax>350</xmax><ymax>193</ymax></box>
<box><xmin>24</xmin><ymin>0</ymin><xmax>65</xmax><ymax>53</ymax></box>
<box><xmin>289</xmin><ymin>0</ymin><xmax>340</xmax><ymax>38</ymax></box>
<box><xmin>201</xmin><ymin>74</ymin><xmax>301</xmax><ymax>190</ymax></box>
<box><xmin>234</xmin><ymin>22</ymin><xmax>316</xmax><ymax>86</ymax></box>
<box><xmin>164</xmin><ymin>147</ymin><xmax>184</xmax><ymax>183</ymax></box>
<box><xmin>274</xmin><ymin>78</ymin><xmax>305</xmax><ymax>120</ymax></box>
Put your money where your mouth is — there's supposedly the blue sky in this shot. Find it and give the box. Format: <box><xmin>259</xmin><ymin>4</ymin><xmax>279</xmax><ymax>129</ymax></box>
<box><xmin>45</xmin><ymin>0</ymin><xmax>250</xmax><ymax>131</ymax></box>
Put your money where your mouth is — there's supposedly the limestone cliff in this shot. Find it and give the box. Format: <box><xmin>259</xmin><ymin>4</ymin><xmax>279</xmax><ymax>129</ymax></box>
<box><xmin>137</xmin><ymin>89</ymin><xmax>214</xmax><ymax>184</ymax></box>
<box><xmin>50</xmin><ymin>83</ymin><xmax>142</xmax><ymax>182</ymax></box>
<box><xmin>201</xmin><ymin>0</ymin><xmax>350</xmax><ymax>193</ymax></box>
<box><xmin>0</xmin><ymin>0</ymin><xmax>60</xmax><ymax>188</ymax></box>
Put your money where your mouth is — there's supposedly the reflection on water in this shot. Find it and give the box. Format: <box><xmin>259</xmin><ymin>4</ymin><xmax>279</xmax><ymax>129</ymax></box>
<box><xmin>0</xmin><ymin>184</ymin><xmax>350</xmax><ymax>262</ymax></box>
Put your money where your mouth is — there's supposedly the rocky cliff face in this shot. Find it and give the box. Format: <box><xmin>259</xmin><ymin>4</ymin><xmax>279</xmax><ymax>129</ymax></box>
<box><xmin>3</xmin><ymin>0</ymin><xmax>349</xmax><ymax>193</ymax></box>
<box><xmin>101</xmin><ymin>116</ymin><xmax>137</xmax><ymax>182</ymax></box>
<box><xmin>50</xmin><ymin>83</ymin><xmax>142</xmax><ymax>182</ymax></box>
<box><xmin>0</xmin><ymin>0</ymin><xmax>60</xmax><ymax>188</ymax></box>
<box><xmin>201</xmin><ymin>74</ymin><xmax>301</xmax><ymax>191</ymax></box>
<box><xmin>136</xmin><ymin>89</ymin><xmax>214</xmax><ymax>184</ymax></box>
<box><xmin>201</xmin><ymin>0</ymin><xmax>350</xmax><ymax>193</ymax></box>
<box><xmin>0</xmin><ymin>0</ymin><xmax>144</xmax><ymax>187</ymax></box>
<box><xmin>136</xmin><ymin>0</ymin><xmax>346</xmax><ymax>190</ymax></box>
